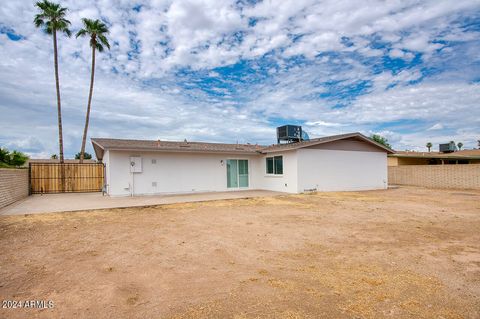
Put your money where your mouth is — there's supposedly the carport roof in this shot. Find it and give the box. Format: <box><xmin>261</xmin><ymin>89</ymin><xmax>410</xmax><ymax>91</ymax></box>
<box><xmin>91</xmin><ymin>132</ymin><xmax>394</xmax><ymax>160</ymax></box>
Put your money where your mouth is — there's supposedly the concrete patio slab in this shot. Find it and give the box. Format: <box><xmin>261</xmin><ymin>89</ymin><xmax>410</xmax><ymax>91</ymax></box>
<box><xmin>0</xmin><ymin>190</ymin><xmax>285</xmax><ymax>215</ymax></box>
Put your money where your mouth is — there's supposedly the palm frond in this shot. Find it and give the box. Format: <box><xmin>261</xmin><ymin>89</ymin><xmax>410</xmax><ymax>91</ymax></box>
<box><xmin>61</xmin><ymin>18</ymin><xmax>71</xmax><ymax>25</ymax></box>
<box><xmin>33</xmin><ymin>0</ymin><xmax>71</xmax><ymax>36</ymax></box>
<box><xmin>76</xmin><ymin>29</ymin><xmax>87</xmax><ymax>38</ymax></box>
<box><xmin>57</xmin><ymin>19</ymin><xmax>71</xmax><ymax>34</ymax></box>
<box><xmin>45</xmin><ymin>20</ymin><xmax>54</xmax><ymax>34</ymax></box>
<box><xmin>58</xmin><ymin>7</ymin><xmax>68</xmax><ymax>15</ymax></box>
<box><xmin>33</xmin><ymin>16</ymin><xmax>45</xmax><ymax>27</ymax></box>
<box><xmin>97</xmin><ymin>34</ymin><xmax>110</xmax><ymax>50</ymax></box>
<box><xmin>77</xmin><ymin>18</ymin><xmax>111</xmax><ymax>51</ymax></box>
<box><xmin>82</xmin><ymin>18</ymin><xmax>95</xmax><ymax>32</ymax></box>
<box><xmin>35</xmin><ymin>0</ymin><xmax>50</xmax><ymax>11</ymax></box>
<box><xmin>96</xmin><ymin>42</ymin><xmax>104</xmax><ymax>52</ymax></box>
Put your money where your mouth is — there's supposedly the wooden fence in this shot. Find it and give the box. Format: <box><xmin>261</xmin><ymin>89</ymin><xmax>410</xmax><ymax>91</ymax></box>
<box><xmin>29</xmin><ymin>163</ymin><xmax>105</xmax><ymax>194</ymax></box>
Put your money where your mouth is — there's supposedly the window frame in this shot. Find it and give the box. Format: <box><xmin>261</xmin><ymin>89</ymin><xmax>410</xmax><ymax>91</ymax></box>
<box><xmin>265</xmin><ymin>155</ymin><xmax>283</xmax><ymax>175</ymax></box>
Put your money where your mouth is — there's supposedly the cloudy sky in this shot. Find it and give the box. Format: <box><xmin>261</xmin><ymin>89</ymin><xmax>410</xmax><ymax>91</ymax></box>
<box><xmin>0</xmin><ymin>0</ymin><xmax>479</xmax><ymax>158</ymax></box>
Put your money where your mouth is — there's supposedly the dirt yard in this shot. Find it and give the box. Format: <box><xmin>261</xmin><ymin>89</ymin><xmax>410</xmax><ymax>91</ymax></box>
<box><xmin>0</xmin><ymin>187</ymin><xmax>479</xmax><ymax>318</ymax></box>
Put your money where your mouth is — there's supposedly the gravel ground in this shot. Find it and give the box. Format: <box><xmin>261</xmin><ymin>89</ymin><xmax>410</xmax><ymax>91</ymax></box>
<box><xmin>0</xmin><ymin>186</ymin><xmax>479</xmax><ymax>318</ymax></box>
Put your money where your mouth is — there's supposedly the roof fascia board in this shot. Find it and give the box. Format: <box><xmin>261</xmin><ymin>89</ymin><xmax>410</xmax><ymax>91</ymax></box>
<box><xmin>105</xmin><ymin>147</ymin><xmax>260</xmax><ymax>155</ymax></box>
<box><xmin>390</xmin><ymin>154</ymin><xmax>480</xmax><ymax>160</ymax></box>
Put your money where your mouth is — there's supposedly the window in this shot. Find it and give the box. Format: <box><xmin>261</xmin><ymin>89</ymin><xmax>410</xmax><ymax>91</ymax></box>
<box><xmin>266</xmin><ymin>157</ymin><xmax>274</xmax><ymax>174</ymax></box>
<box><xmin>266</xmin><ymin>156</ymin><xmax>283</xmax><ymax>175</ymax></box>
<box><xmin>274</xmin><ymin>156</ymin><xmax>283</xmax><ymax>174</ymax></box>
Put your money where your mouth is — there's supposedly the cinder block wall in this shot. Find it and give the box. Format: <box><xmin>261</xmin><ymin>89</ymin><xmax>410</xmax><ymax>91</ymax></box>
<box><xmin>0</xmin><ymin>168</ymin><xmax>29</xmax><ymax>209</ymax></box>
<box><xmin>388</xmin><ymin>164</ymin><xmax>480</xmax><ymax>189</ymax></box>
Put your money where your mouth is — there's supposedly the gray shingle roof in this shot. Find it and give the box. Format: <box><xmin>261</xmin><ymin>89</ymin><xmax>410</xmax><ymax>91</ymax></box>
<box><xmin>91</xmin><ymin>138</ymin><xmax>263</xmax><ymax>156</ymax></box>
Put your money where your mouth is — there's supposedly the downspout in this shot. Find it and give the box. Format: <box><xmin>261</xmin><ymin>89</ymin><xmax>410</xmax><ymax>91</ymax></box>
<box><xmin>131</xmin><ymin>172</ymin><xmax>135</xmax><ymax>197</ymax></box>
<box><xmin>102</xmin><ymin>163</ymin><xmax>107</xmax><ymax>196</ymax></box>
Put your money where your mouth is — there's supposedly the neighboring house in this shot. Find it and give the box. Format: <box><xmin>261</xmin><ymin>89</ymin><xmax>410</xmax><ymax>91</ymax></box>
<box><xmin>388</xmin><ymin>150</ymin><xmax>480</xmax><ymax>166</ymax></box>
<box><xmin>91</xmin><ymin>132</ymin><xmax>393</xmax><ymax>196</ymax></box>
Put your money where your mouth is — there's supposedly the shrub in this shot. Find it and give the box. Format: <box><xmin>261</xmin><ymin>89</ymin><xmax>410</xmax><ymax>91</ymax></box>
<box><xmin>0</xmin><ymin>147</ymin><xmax>29</xmax><ymax>167</ymax></box>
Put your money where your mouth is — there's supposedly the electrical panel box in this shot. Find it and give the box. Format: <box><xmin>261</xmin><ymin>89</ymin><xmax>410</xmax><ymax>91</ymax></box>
<box><xmin>130</xmin><ymin>156</ymin><xmax>142</xmax><ymax>173</ymax></box>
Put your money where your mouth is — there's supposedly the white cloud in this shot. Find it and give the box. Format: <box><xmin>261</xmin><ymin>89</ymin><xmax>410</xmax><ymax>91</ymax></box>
<box><xmin>305</xmin><ymin>120</ymin><xmax>344</xmax><ymax>127</ymax></box>
<box><xmin>389</xmin><ymin>48</ymin><xmax>414</xmax><ymax>60</ymax></box>
<box><xmin>343</xmin><ymin>82</ymin><xmax>480</xmax><ymax>124</ymax></box>
<box><xmin>428</xmin><ymin>123</ymin><xmax>444</xmax><ymax>131</ymax></box>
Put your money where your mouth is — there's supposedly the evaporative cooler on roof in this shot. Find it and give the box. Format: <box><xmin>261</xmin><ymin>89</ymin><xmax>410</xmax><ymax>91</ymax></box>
<box><xmin>276</xmin><ymin>125</ymin><xmax>303</xmax><ymax>144</ymax></box>
<box><xmin>439</xmin><ymin>142</ymin><xmax>456</xmax><ymax>153</ymax></box>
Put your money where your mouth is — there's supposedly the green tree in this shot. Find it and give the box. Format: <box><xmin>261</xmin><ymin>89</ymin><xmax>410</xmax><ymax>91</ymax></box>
<box><xmin>34</xmin><ymin>0</ymin><xmax>71</xmax><ymax>164</ymax></box>
<box><xmin>76</xmin><ymin>18</ymin><xmax>110</xmax><ymax>163</ymax></box>
<box><xmin>50</xmin><ymin>154</ymin><xmax>58</xmax><ymax>159</ymax></box>
<box><xmin>75</xmin><ymin>151</ymin><xmax>92</xmax><ymax>160</ymax></box>
<box><xmin>0</xmin><ymin>147</ymin><xmax>9</xmax><ymax>163</ymax></box>
<box><xmin>457</xmin><ymin>142</ymin><xmax>463</xmax><ymax>150</ymax></box>
<box><xmin>370</xmin><ymin>134</ymin><xmax>392</xmax><ymax>149</ymax></box>
<box><xmin>426</xmin><ymin>142</ymin><xmax>432</xmax><ymax>152</ymax></box>
<box><xmin>9</xmin><ymin>151</ymin><xmax>29</xmax><ymax>166</ymax></box>
<box><xmin>0</xmin><ymin>147</ymin><xmax>29</xmax><ymax>167</ymax></box>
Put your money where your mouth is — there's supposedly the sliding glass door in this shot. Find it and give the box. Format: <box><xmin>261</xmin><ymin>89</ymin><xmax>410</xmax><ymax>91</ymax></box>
<box><xmin>227</xmin><ymin>159</ymin><xmax>249</xmax><ymax>188</ymax></box>
<box><xmin>227</xmin><ymin>159</ymin><xmax>238</xmax><ymax>188</ymax></box>
<box><xmin>238</xmin><ymin>160</ymin><xmax>249</xmax><ymax>187</ymax></box>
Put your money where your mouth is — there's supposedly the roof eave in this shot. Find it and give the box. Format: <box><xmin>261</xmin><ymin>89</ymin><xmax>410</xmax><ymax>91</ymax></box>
<box><xmin>94</xmin><ymin>146</ymin><xmax>259</xmax><ymax>155</ymax></box>
<box><xmin>389</xmin><ymin>154</ymin><xmax>480</xmax><ymax>160</ymax></box>
<box><xmin>260</xmin><ymin>147</ymin><xmax>299</xmax><ymax>154</ymax></box>
<box><xmin>91</xmin><ymin>139</ymin><xmax>105</xmax><ymax>161</ymax></box>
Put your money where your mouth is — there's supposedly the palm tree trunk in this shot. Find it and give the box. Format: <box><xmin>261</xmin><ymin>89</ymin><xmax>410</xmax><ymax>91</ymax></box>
<box><xmin>53</xmin><ymin>30</ymin><xmax>66</xmax><ymax>192</ymax></box>
<box><xmin>53</xmin><ymin>30</ymin><xmax>64</xmax><ymax>164</ymax></box>
<box><xmin>79</xmin><ymin>44</ymin><xmax>96</xmax><ymax>163</ymax></box>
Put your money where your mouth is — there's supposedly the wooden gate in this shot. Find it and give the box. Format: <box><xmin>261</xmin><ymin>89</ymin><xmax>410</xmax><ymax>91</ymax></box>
<box><xmin>29</xmin><ymin>163</ymin><xmax>105</xmax><ymax>194</ymax></box>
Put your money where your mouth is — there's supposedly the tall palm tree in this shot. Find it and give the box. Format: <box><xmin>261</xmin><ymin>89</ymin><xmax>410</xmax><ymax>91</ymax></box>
<box><xmin>426</xmin><ymin>142</ymin><xmax>432</xmax><ymax>152</ymax></box>
<box><xmin>76</xmin><ymin>18</ymin><xmax>110</xmax><ymax>163</ymax></box>
<box><xmin>34</xmin><ymin>0</ymin><xmax>71</xmax><ymax>163</ymax></box>
<box><xmin>457</xmin><ymin>142</ymin><xmax>463</xmax><ymax>150</ymax></box>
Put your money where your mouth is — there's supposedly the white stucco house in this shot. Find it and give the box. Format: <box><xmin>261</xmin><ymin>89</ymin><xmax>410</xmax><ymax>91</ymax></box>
<box><xmin>91</xmin><ymin>132</ymin><xmax>394</xmax><ymax>196</ymax></box>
